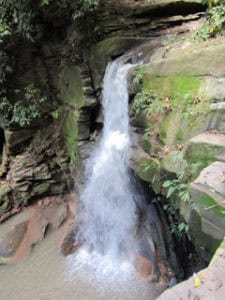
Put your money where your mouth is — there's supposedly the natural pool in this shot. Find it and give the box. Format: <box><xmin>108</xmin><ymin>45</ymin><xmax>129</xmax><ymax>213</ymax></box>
<box><xmin>0</xmin><ymin>214</ymin><xmax>164</xmax><ymax>300</ymax></box>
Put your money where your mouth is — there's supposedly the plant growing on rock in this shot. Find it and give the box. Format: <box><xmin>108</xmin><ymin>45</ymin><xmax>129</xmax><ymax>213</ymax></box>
<box><xmin>162</xmin><ymin>179</ymin><xmax>199</xmax><ymax>213</ymax></box>
<box><xmin>132</xmin><ymin>66</ymin><xmax>146</xmax><ymax>85</ymax></box>
<box><xmin>169</xmin><ymin>221</ymin><xmax>191</xmax><ymax>240</ymax></box>
<box><xmin>132</xmin><ymin>89</ymin><xmax>170</xmax><ymax>117</ymax></box>
<box><xmin>193</xmin><ymin>0</ymin><xmax>225</xmax><ymax>41</ymax></box>
<box><xmin>0</xmin><ymin>84</ymin><xmax>47</xmax><ymax>127</ymax></box>
<box><xmin>12</xmin><ymin>84</ymin><xmax>47</xmax><ymax>127</ymax></box>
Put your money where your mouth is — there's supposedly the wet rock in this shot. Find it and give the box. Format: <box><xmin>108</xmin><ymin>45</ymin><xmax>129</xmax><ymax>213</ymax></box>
<box><xmin>0</xmin><ymin>195</ymin><xmax>73</xmax><ymax>264</ymax></box>
<box><xmin>50</xmin><ymin>204</ymin><xmax>68</xmax><ymax>229</ymax></box>
<box><xmin>60</xmin><ymin>226</ymin><xmax>77</xmax><ymax>256</ymax></box>
<box><xmin>136</xmin><ymin>254</ymin><xmax>153</xmax><ymax>279</ymax></box>
<box><xmin>0</xmin><ymin>184</ymin><xmax>11</xmax><ymax>212</ymax></box>
<box><xmin>189</xmin><ymin>161</ymin><xmax>225</xmax><ymax>256</ymax></box>
<box><xmin>0</xmin><ymin>221</ymin><xmax>28</xmax><ymax>258</ymax></box>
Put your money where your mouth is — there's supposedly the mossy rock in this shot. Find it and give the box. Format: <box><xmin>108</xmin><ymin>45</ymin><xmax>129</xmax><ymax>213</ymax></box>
<box><xmin>185</xmin><ymin>145</ymin><xmax>215</xmax><ymax>179</ymax></box>
<box><xmin>89</xmin><ymin>37</ymin><xmax>147</xmax><ymax>90</ymax></box>
<box><xmin>59</xmin><ymin>65</ymin><xmax>84</xmax><ymax>109</ymax></box>
<box><xmin>62</xmin><ymin>110</ymin><xmax>78</xmax><ymax>164</ymax></box>
<box><xmin>210</xmin><ymin>236</ymin><xmax>225</xmax><ymax>266</ymax></box>
<box><xmin>144</xmin><ymin>74</ymin><xmax>201</xmax><ymax>99</ymax></box>
<box><xmin>141</xmin><ymin>38</ymin><xmax>225</xmax><ymax>101</ymax></box>
<box><xmin>4</xmin><ymin>129</ymin><xmax>35</xmax><ymax>155</ymax></box>
<box><xmin>160</xmin><ymin>150</ymin><xmax>187</xmax><ymax>176</ymax></box>
<box><xmin>189</xmin><ymin>162</ymin><xmax>225</xmax><ymax>255</ymax></box>
<box><xmin>0</xmin><ymin>184</ymin><xmax>10</xmax><ymax>212</ymax></box>
<box><xmin>188</xmin><ymin>208</ymin><xmax>221</xmax><ymax>259</ymax></box>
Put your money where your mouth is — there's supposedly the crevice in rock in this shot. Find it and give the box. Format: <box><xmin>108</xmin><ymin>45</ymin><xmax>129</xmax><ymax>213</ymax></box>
<box><xmin>0</xmin><ymin>128</ymin><xmax>5</xmax><ymax>163</ymax></box>
<box><xmin>130</xmin><ymin>171</ymin><xmax>207</xmax><ymax>281</ymax></box>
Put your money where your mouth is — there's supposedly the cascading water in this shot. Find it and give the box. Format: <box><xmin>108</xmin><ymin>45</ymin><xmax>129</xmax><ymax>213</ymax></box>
<box><xmin>67</xmin><ymin>57</ymin><xmax>180</xmax><ymax>299</ymax></box>
<box><xmin>77</xmin><ymin>59</ymin><xmax>138</xmax><ymax>259</ymax></box>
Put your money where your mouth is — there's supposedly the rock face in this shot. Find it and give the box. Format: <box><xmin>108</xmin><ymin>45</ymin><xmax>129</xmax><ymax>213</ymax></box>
<box><xmin>0</xmin><ymin>124</ymin><xmax>71</xmax><ymax>219</ymax></box>
<box><xmin>0</xmin><ymin>0</ymin><xmax>224</xmax><ymax>290</ymax></box>
<box><xmin>143</xmin><ymin>38</ymin><xmax>225</xmax><ymax>101</ymax></box>
<box><xmin>190</xmin><ymin>161</ymin><xmax>225</xmax><ymax>255</ymax></box>
<box><xmin>127</xmin><ymin>30</ymin><xmax>225</xmax><ymax>259</ymax></box>
<box><xmin>158</xmin><ymin>237</ymin><xmax>225</xmax><ymax>300</ymax></box>
<box><xmin>0</xmin><ymin>0</ymin><xmax>206</xmax><ymax>217</ymax></box>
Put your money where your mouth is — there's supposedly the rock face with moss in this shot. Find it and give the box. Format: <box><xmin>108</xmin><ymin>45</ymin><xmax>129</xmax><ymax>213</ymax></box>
<box><xmin>0</xmin><ymin>0</ymin><xmax>224</xmax><ymax>269</ymax></box>
<box><xmin>129</xmin><ymin>35</ymin><xmax>225</xmax><ymax>258</ymax></box>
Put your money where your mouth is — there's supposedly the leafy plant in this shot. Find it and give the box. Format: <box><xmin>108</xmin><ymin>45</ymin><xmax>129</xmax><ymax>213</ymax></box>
<box><xmin>0</xmin><ymin>96</ymin><xmax>12</xmax><ymax>127</ymax></box>
<box><xmin>163</xmin><ymin>179</ymin><xmax>190</xmax><ymax>200</ymax></box>
<box><xmin>0</xmin><ymin>84</ymin><xmax>47</xmax><ymax>127</ymax></box>
<box><xmin>133</xmin><ymin>66</ymin><xmax>146</xmax><ymax>85</ymax></box>
<box><xmin>193</xmin><ymin>0</ymin><xmax>225</xmax><ymax>41</ymax></box>
<box><xmin>169</xmin><ymin>221</ymin><xmax>190</xmax><ymax>240</ymax></box>
<box><xmin>72</xmin><ymin>0</ymin><xmax>100</xmax><ymax>20</ymax></box>
<box><xmin>132</xmin><ymin>89</ymin><xmax>166</xmax><ymax>116</ymax></box>
<box><xmin>162</xmin><ymin>179</ymin><xmax>199</xmax><ymax>213</ymax></box>
<box><xmin>11</xmin><ymin>84</ymin><xmax>47</xmax><ymax>127</ymax></box>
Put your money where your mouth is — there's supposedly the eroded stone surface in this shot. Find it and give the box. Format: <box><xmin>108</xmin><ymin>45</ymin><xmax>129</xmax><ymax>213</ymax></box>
<box><xmin>158</xmin><ymin>238</ymin><xmax>225</xmax><ymax>300</ymax></box>
<box><xmin>189</xmin><ymin>162</ymin><xmax>225</xmax><ymax>254</ymax></box>
<box><xmin>0</xmin><ymin>195</ymin><xmax>74</xmax><ymax>264</ymax></box>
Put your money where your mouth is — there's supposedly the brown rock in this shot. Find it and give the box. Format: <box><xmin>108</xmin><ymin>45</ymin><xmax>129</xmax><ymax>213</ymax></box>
<box><xmin>0</xmin><ymin>221</ymin><xmax>28</xmax><ymax>258</ymax></box>
<box><xmin>60</xmin><ymin>226</ymin><xmax>81</xmax><ymax>256</ymax></box>
<box><xmin>136</xmin><ymin>254</ymin><xmax>153</xmax><ymax>279</ymax></box>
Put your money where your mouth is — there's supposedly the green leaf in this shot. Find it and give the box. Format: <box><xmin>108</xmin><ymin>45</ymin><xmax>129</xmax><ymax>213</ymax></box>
<box><xmin>163</xmin><ymin>180</ymin><xmax>173</xmax><ymax>188</ymax></box>
<box><xmin>167</xmin><ymin>186</ymin><xmax>176</xmax><ymax>198</ymax></box>
<box><xmin>179</xmin><ymin>191</ymin><xmax>190</xmax><ymax>202</ymax></box>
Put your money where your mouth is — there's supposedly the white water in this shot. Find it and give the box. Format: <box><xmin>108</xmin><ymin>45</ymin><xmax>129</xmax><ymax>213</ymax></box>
<box><xmin>77</xmin><ymin>60</ymin><xmax>137</xmax><ymax>259</ymax></box>
<box><xmin>0</xmin><ymin>60</ymin><xmax>165</xmax><ymax>300</ymax></box>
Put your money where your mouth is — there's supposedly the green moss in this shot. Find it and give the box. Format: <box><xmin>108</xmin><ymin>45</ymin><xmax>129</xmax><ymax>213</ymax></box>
<box><xmin>199</xmin><ymin>194</ymin><xmax>225</xmax><ymax>218</ymax></box>
<box><xmin>0</xmin><ymin>185</ymin><xmax>10</xmax><ymax>211</ymax></box>
<box><xmin>210</xmin><ymin>237</ymin><xmax>225</xmax><ymax>266</ymax></box>
<box><xmin>186</xmin><ymin>145</ymin><xmax>215</xmax><ymax>179</ymax></box>
<box><xmin>175</xmin><ymin>128</ymin><xmax>185</xmax><ymax>143</ymax></box>
<box><xmin>59</xmin><ymin>66</ymin><xmax>84</xmax><ymax>109</ymax></box>
<box><xmin>143</xmin><ymin>74</ymin><xmax>201</xmax><ymax>99</ymax></box>
<box><xmin>189</xmin><ymin>209</ymin><xmax>221</xmax><ymax>258</ymax></box>
<box><xmin>62</xmin><ymin>110</ymin><xmax>78</xmax><ymax>164</ymax></box>
<box><xmin>32</xmin><ymin>182</ymin><xmax>51</xmax><ymax>196</ymax></box>
<box><xmin>136</xmin><ymin>158</ymin><xmax>160</xmax><ymax>183</ymax></box>
<box><xmin>0</xmin><ymin>199</ymin><xmax>9</xmax><ymax>211</ymax></box>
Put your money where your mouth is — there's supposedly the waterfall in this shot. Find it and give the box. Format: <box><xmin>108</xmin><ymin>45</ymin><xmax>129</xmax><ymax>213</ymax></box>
<box><xmin>77</xmin><ymin>59</ymin><xmax>138</xmax><ymax>259</ymax></box>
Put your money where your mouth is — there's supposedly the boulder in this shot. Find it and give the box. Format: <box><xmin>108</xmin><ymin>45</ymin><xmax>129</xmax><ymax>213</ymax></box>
<box><xmin>0</xmin><ymin>221</ymin><xmax>28</xmax><ymax>259</ymax></box>
<box><xmin>158</xmin><ymin>237</ymin><xmax>225</xmax><ymax>300</ymax></box>
<box><xmin>4</xmin><ymin>129</ymin><xmax>35</xmax><ymax>155</ymax></box>
<box><xmin>189</xmin><ymin>161</ymin><xmax>225</xmax><ymax>256</ymax></box>
<box><xmin>136</xmin><ymin>254</ymin><xmax>154</xmax><ymax>279</ymax></box>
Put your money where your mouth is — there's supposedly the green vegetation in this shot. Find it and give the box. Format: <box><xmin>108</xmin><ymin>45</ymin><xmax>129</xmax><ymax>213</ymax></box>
<box><xmin>132</xmin><ymin>66</ymin><xmax>146</xmax><ymax>85</ymax></box>
<box><xmin>169</xmin><ymin>221</ymin><xmax>190</xmax><ymax>240</ymax></box>
<box><xmin>163</xmin><ymin>202</ymin><xmax>191</xmax><ymax>240</ymax></box>
<box><xmin>185</xmin><ymin>144</ymin><xmax>216</xmax><ymax>180</ymax></box>
<box><xmin>193</xmin><ymin>0</ymin><xmax>225</xmax><ymax>41</ymax></box>
<box><xmin>0</xmin><ymin>84</ymin><xmax>47</xmax><ymax>127</ymax></box>
<box><xmin>133</xmin><ymin>86</ymin><xmax>209</xmax><ymax>123</ymax></box>
<box><xmin>199</xmin><ymin>194</ymin><xmax>225</xmax><ymax>217</ymax></box>
<box><xmin>132</xmin><ymin>89</ymin><xmax>166</xmax><ymax>117</ymax></box>
<box><xmin>0</xmin><ymin>0</ymin><xmax>99</xmax><ymax>129</ymax></box>
<box><xmin>162</xmin><ymin>178</ymin><xmax>199</xmax><ymax>212</ymax></box>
